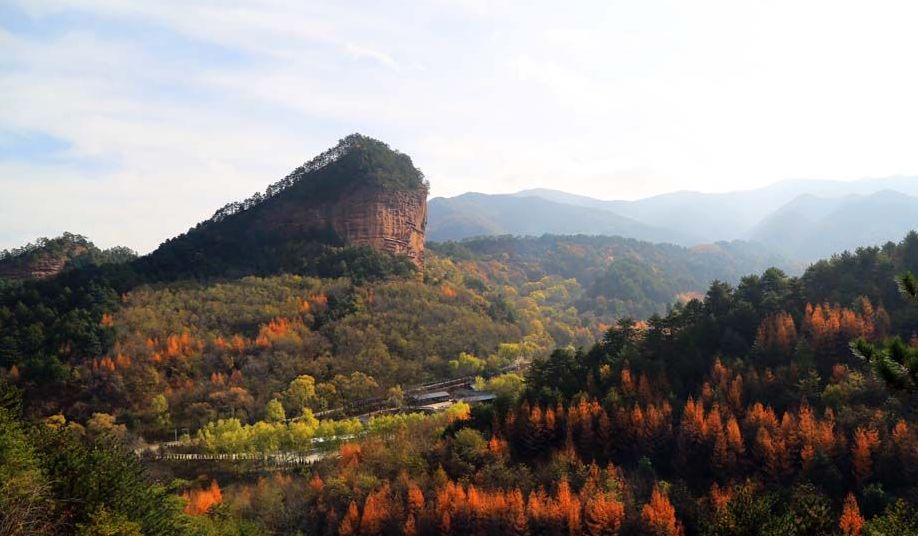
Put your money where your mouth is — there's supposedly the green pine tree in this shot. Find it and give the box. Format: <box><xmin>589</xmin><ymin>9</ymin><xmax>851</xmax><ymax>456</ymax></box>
<box><xmin>851</xmin><ymin>271</ymin><xmax>918</xmax><ymax>394</ymax></box>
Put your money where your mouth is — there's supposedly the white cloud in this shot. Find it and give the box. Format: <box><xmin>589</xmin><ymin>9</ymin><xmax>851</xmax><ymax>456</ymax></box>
<box><xmin>343</xmin><ymin>43</ymin><xmax>399</xmax><ymax>70</ymax></box>
<box><xmin>3</xmin><ymin>0</ymin><xmax>918</xmax><ymax>251</ymax></box>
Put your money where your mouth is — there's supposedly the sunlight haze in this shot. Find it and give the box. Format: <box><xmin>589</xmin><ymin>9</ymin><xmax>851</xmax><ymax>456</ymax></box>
<box><xmin>2</xmin><ymin>0</ymin><xmax>918</xmax><ymax>252</ymax></box>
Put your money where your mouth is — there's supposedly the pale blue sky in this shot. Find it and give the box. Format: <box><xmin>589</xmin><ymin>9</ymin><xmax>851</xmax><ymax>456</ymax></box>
<box><xmin>3</xmin><ymin>1</ymin><xmax>918</xmax><ymax>252</ymax></box>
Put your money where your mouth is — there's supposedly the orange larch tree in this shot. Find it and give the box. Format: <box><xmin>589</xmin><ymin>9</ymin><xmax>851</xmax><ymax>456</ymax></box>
<box><xmin>508</xmin><ymin>488</ymin><xmax>528</xmax><ymax>536</ymax></box>
<box><xmin>641</xmin><ymin>485</ymin><xmax>684</xmax><ymax>536</ymax></box>
<box><xmin>338</xmin><ymin>501</ymin><xmax>360</xmax><ymax>536</ymax></box>
<box><xmin>407</xmin><ymin>482</ymin><xmax>425</xmax><ymax>515</ymax></box>
<box><xmin>360</xmin><ymin>482</ymin><xmax>392</xmax><ymax>536</ymax></box>
<box><xmin>182</xmin><ymin>480</ymin><xmax>223</xmax><ymax>516</ymax></box>
<box><xmin>838</xmin><ymin>492</ymin><xmax>864</xmax><ymax>536</ymax></box>
<box><xmin>555</xmin><ymin>479</ymin><xmax>581</xmax><ymax>534</ymax></box>
<box><xmin>852</xmin><ymin>427</ymin><xmax>880</xmax><ymax>486</ymax></box>
<box><xmin>727</xmin><ymin>375</ymin><xmax>744</xmax><ymax>415</ymax></box>
<box><xmin>584</xmin><ymin>493</ymin><xmax>625</xmax><ymax>536</ymax></box>
<box><xmin>754</xmin><ymin>312</ymin><xmax>797</xmax><ymax>356</ymax></box>
<box><xmin>404</xmin><ymin>514</ymin><xmax>417</xmax><ymax>536</ymax></box>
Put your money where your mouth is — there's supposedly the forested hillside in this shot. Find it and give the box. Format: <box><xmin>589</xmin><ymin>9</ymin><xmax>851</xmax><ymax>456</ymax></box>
<box><xmin>7</xmin><ymin>2</ymin><xmax>918</xmax><ymax>533</ymax></box>
<box><xmin>0</xmin><ymin>230</ymin><xmax>802</xmax><ymax>431</ymax></box>
<box><xmin>0</xmin><ymin>228</ymin><xmax>894</xmax><ymax>534</ymax></box>
<box><xmin>0</xmin><ymin>233</ymin><xmax>135</xmax><ymax>283</ymax></box>
<box><xmin>285</xmin><ymin>232</ymin><xmax>918</xmax><ymax>535</ymax></box>
<box><xmin>430</xmin><ymin>235</ymin><xmax>796</xmax><ymax>319</ymax></box>
<box><xmin>4</xmin><ymin>217</ymin><xmax>918</xmax><ymax>532</ymax></box>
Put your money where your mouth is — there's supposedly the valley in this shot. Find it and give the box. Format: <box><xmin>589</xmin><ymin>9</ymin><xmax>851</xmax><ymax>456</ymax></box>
<box><xmin>3</xmin><ymin>135</ymin><xmax>918</xmax><ymax>535</ymax></box>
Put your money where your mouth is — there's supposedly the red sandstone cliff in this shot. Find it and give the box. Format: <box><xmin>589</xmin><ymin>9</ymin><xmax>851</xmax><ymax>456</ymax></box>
<box><xmin>152</xmin><ymin>134</ymin><xmax>430</xmax><ymax>275</ymax></box>
<box><xmin>0</xmin><ymin>236</ymin><xmax>91</xmax><ymax>281</ymax></box>
<box><xmin>329</xmin><ymin>187</ymin><xmax>428</xmax><ymax>268</ymax></box>
<box><xmin>258</xmin><ymin>184</ymin><xmax>428</xmax><ymax>268</ymax></box>
<box><xmin>0</xmin><ymin>249</ymin><xmax>83</xmax><ymax>280</ymax></box>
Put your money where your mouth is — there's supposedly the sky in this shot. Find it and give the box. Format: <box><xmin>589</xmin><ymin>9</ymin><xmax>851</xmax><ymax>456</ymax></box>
<box><xmin>2</xmin><ymin>1</ymin><xmax>918</xmax><ymax>253</ymax></box>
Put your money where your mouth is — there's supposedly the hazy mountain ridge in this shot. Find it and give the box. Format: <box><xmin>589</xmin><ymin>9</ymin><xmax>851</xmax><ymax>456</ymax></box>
<box><xmin>432</xmin><ymin>176</ymin><xmax>918</xmax><ymax>261</ymax></box>
<box><xmin>747</xmin><ymin>189</ymin><xmax>918</xmax><ymax>261</ymax></box>
<box><xmin>427</xmin><ymin>192</ymin><xmax>701</xmax><ymax>245</ymax></box>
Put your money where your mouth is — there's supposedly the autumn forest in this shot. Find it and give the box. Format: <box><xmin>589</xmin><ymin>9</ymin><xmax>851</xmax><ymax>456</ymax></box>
<box><xmin>4</xmin><ymin>136</ymin><xmax>918</xmax><ymax>536</ymax></box>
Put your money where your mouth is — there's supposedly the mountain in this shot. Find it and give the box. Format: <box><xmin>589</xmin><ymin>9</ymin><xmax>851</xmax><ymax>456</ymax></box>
<box><xmin>748</xmin><ymin>190</ymin><xmax>918</xmax><ymax>260</ymax></box>
<box><xmin>609</xmin><ymin>177</ymin><xmax>918</xmax><ymax>240</ymax></box>
<box><xmin>427</xmin><ymin>193</ymin><xmax>699</xmax><ymax>244</ymax></box>
<box><xmin>0</xmin><ymin>232</ymin><xmax>795</xmax><ymax>424</ymax></box>
<box><xmin>430</xmin><ymin>234</ymin><xmax>797</xmax><ymax>319</ymax></box>
<box><xmin>0</xmin><ymin>232</ymin><xmax>136</xmax><ymax>282</ymax></box>
<box><xmin>510</xmin><ymin>188</ymin><xmax>615</xmax><ymax>210</ymax></box>
<box><xmin>294</xmin><ymin>231</ymin><xmax>918</xmax><ymax>536</ymax></box>
<box><xmin>510</xmin><ymin>185</ymin><xmax>824</xmax><ymax>239</ymax></box>
<box><xmin>7</xmin><ymin>141</ymin><xmax>918</xmax><ymax>534</ymax></box>
<box><xmin>517</xmin><ymin>177</ymin><xmax>918</xmax><ymax>241</ymax></box>
<box><xmin>142</xmin><ymin>134</ymin><xmax>429</xmax><ymax>279</ymax></box>
<box><xmin>430</xmin><ymin>177</ymin><xmax>918</xmax><ymax>260</ymax></box>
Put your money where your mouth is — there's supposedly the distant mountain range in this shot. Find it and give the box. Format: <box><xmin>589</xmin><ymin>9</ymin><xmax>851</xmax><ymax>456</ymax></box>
<box><xmin>424</xmin><ymin>192</ymin><xmax>697</xmax><ymax>245</ymax></box>
<box><xmin>428</xmin><ymin>176</ymin><xmax>918</xmax><ymax>262</ymax></box>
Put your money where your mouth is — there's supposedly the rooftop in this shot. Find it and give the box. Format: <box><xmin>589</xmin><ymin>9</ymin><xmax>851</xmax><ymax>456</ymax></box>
<box><xmin>412</xmin><ymin>391</ymin><xmax>451</xmax><ymax>401</ymax></box>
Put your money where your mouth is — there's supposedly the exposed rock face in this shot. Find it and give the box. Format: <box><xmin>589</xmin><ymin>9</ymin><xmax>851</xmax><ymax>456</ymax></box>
<box><xmin>258</xmin><ymin>185</ymin><xmax>428</xmax><ymax>268</ymax></box>
<box><xmin>149</xmin><ymin>134</ymin><xmax>431</xmax><ymax>276</ymax></box>
<box><xmin>330</xmin><ymin>187</ymin><xmax>428</xmax><ymax>268</ymax></box>
<box><xmin>0</xmin><ymin>244</ymin><xmax>88</xmax><ymax>281</ymax></box>
<box><xmin>0</xmin><ymin>254</ymin><xmax>69</xmax><ymax>281</ymax></box>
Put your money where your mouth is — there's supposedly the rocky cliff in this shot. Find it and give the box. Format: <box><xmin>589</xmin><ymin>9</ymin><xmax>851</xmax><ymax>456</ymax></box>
<box><xmin>0</xmin><ymin>233</ymin><xmax>137</xmax><ymax>281</ymax></box>
<box><xmin>323</xmin><ymin>187</ymin><xmax>428</xmax><ymax>268</ymax></box>
<box><xmin>0</xmin><ymin>248</ymin><xmax>84</xmax><ymax>281</ymax></box>
<box><xmin>144</xmin><ymin>134</ymin><xmax>429</xmax><ymax>276</ymax></box>
<box><xmin>245</xmin><ymin>133</ymin><xmax>429</xmax><ymax>268</ymax></box>
<box><xmin>0</xmin><ymin>234</ymin><xmax>90</xmax><ymax>281</ymax></box>
<box><xmin>257</xmin><ymin>183</ymin><xmax>428</xmax><ymax>268</ymax></box>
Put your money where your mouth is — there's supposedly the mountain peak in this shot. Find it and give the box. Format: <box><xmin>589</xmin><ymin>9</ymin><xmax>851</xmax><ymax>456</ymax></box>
<box><xmin>144</xmin><ymin>135</ymin><xmax>429</xmax><ymax>278</ymax></box>
<box><xmin>210</xmin><ymin>134</ymin><xmax>427</xmax><ymax>225</ymax></box>
<box><xmin>0</xmin><ymin>233</ymin><xmax>136</xmax><ymax>281</ymax></box>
